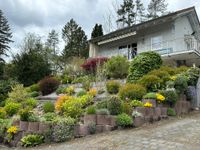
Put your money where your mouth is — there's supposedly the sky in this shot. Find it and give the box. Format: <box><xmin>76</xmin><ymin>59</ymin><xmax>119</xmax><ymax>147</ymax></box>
<box><xmin>0</xmin><ymin>0</ymin><xmax>200</xmax><ymax>61</ymax></box>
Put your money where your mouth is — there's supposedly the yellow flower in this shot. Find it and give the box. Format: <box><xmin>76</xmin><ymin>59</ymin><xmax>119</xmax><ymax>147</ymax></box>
<box><xmin>170</xmin><ymin>76</ymin><xmax>177</xmax><ymax>81</ymax></box>
<box><xmin>55</xmin><ymin>95</ymin><xmax>73</xmax><ymax>112</ymax></box>
<box><xmin>7</xmin><ymin>126</ymin><xmax>18</xmax><ymax>134</ymax></box>
<box><xmin>156</xmin><ymin>93</ymin><xmax>165</xmax><ymax>102</ymax></box>
<box><xmin>144</xmin><ymin>102</ymin><xmax>153</xmax><ymax>107</ymax></box>
<box><xmin>87</xmin><ymin>88</ymin><xmax>97</xmax><ymax>97</ymax></box>
<box><xmin>65</xmin><ymin>86</ymin><xmax>75</xmax><ymax>95</ymax></box>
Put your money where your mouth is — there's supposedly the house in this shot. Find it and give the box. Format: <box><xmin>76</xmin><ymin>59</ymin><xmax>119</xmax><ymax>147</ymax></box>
<box><xmin>89</xmin><ymin>7</ymin><xmax>200</xmax><ymax>67</ymax></box>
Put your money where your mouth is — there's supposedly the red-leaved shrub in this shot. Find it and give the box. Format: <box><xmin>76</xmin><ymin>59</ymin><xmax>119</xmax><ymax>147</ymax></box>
<box><xmin>81</xmin><ymin>57</ymin><xmax>108</xmax><ymax>73</ymax></box>
<box><xmin>39</xmin><ymin>76</ymin><xmax>60</xmax><ymax>95</ymax></box>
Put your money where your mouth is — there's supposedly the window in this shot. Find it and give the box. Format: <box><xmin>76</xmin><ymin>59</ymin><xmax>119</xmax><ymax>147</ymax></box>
<box><xmin>151</xmin><ymin>36</ymin><xmax>162</xmax><ymax>50</ymax></box>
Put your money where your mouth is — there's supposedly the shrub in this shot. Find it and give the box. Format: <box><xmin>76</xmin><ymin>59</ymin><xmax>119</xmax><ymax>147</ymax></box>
<box><xmin>107</xmin><ymin>96</ymin><xmax>122</xmax><ymax>115</ymax></box>
<box><xmin>29</xmin><ymin>84</ymin><xmax>40</xmax><ymax>92</ymax></box>
<box><xmin>130</xmin><ymin>100</ymin><xmax>143</xmax><ymax>107</ymax></box>
<box><xmin>28</xmin><ymin>113</ymin><xmax>40</xmax><ymax>122</ymax></box>
<box><xmin>82</xmin><ymin>80</ymin><xmax>91</xmax><ymax>91</ymax></box>
<box><xmin>30</xmin><ymin>91</ymin><xmax>39</xmax><ymax>97</ymax></box>
<box><xmin>138</xmin><ymin>75</ymin><xmax>162</xmax><ymax>92</ymax></box>
<box><xmin>4</xmin><ymin>102</ymin><xmax>21</xmax><ymax>116</ymax></box>
<box><xmin>104</xmin><ymin>56</ymin><xmax>129</xmax><ymax>79</ymax></box>
<box><xmin>95</xmin><ymin>100</ymin><xmax>108</xmax><ymax>109</ymax></box>
<box><xmin>19</xmin><ymin>108</ymin><xmax>31</xmax><ymax>121</ymax></box>
<box><xmin>119</xmin><ymin>84</ymin><xmax>146</xmax><ymax>101</ymax></box>
<box><xmin>41</xmin><ymin>112</ymin><xmax>57</xmax><ymax>122</ymax></box>
<box><xmin>167</xmin><ymin>108</ymin><xmax>176</xmax><ymax>116</ymax></box>
<box><xmin>87</xmin><ymin>88</ymin><xmax>97</xmax><ymax>97</ymax></box>
<box><xmin>159</xmin><ymin>66</ymin><xmax>176</xmax><ymax>75</ymax></box>
<box><xmin>56</xmin><ymin>87</ymin><xmax>65</xmax><ymax>95</ymax></box>
<box><xmin>116</xmin><ymin>113</ymin><xmax>133</xmax><ymax>127</ymax></box>
<box><xmin>55</xmin><ymin>95</ymin><xmax>74</xmax><ymax>112</ymax></box>
<box><xmin>174</xmin><ymin>75</ymin><xmax>188</xmax><ymax>94</ymax></box>
<box><xmin>88</xmin><ymin>122</ymin><xmax>96</xmax><ymax>134</ymax></box>
<box><xmin>127</xmin><ymin>51</ymin><xmax>162</xmax><ymax>83</ymax></box>
<box><xmin>86</xmin><ymin>106</ymin><xmax>96</xmax><ymax>114</ymax></box>
<box><xmin>76</xmin><ymin>89</ymin><xmax>87</xmax><ymax>97</ymax></box>
<box><xmin>121</xmin><ymin>102</ymin><xmax>132</xmax><ymax>115</ymax></box>
<box><xmin>96</xmin><ymin>109</ymin><xmax>110</xmax><ymax>115</ymax></box>
<box><xmin>72</xmin><ymin>75</ymin><xmax>95</xmax><ymax>84</ymax></box>
<box><xmin>21</xmin><ymin>134</ymin><xmax>44</xmax><ymax>147</ymax></box>
<box><xmin>143</xmin><ymin>92</ymin><xmax>157</xmax><ymax>99</ymax></box>
<box><xmin>160</xmin><ymin>89</ymin><xmax>178</xmax><ymax>107</ymax></box>
<box><xmin>0</xmin><ymin>108</ymin><xmax>6</xmax><ymax>119</ymax></box>
<box><xmin>64</xmin><ymin>86</ymin><xmax>75</xmax><ymax>95</ymax></box>
<box><xmin>43</xmin><ymin>101</ymin><xmax>55</xmax><ymax>113</ymax></box>
<box><xmin>52</xmin><ymin>117</ymin><xmax>75</xmax><ymax>142</ymax></box>
<box><xmin>81</xmin><ymin>57</ymin><xmax>108</xmax><ymax>73</ymax></box>
<box><xmin>175</xmin><ymin>66</ymin><xmax>189</xmax><ymax>74</ymax></box>
<box><xmin>0</xmin><ymin>119</ymin><xmax>12</xmax><ymax>137</ymax></box>
<box><xmin>39</xmin><ymin>77</ymin><xmax>60</xmax><ymax>95</ymax></box>
<box><xmin>106</xmin><ymin>80</ymin><xmax>121</xmax><ymax>94</ymax></box>
<box><xmin>23</xmin><ymin>98</ymin><xmax>38</xmax><ymax>108</ymax></box>
<box><xmin>61</xmin><ymin>74</ymin><xmax>73</xmax><ymax>84</ymax></box>
<box><xmin>185</xmin><ymin>67</ymin><xmax>200</xmax><ymax>86</ymax></box>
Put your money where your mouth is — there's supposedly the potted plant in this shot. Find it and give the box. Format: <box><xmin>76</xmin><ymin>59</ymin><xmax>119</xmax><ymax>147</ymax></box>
<box><xmin>132</xmin><ymin>111</ymin><xmax>144</xmax><ymax>127</ymax></box>
<box><xmin>28</xmin><ymin>113</ymin><xmax>39</xmax><ymax>132</ymax></box>
<box><xmin>96</xmin><ymin>109</ymin><xmax>110</xmax><ymax>125</ymax></box>
<box><xmin>19</xmin><ymin>109</ymin><xmax>30</xmax><ymax>131</ymax></box>
<box><xmin>84</xmin><ymin>106</ymin><xmax>97</xmax><ymax>125</ymax></box>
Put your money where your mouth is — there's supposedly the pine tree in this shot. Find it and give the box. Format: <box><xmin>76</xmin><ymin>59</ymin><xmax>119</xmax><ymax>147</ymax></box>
<box><xmin>148</xmin><ymin>0</ymin><xmax>168</xmax><ymax>19</ymax></box>
<box><xmin>91</xmin><ymin>24</ymin><xmax>104</xmax><ymax>38</ymax></box>
<box><xmin>116</xmin><ymin>0</ymin><xmax>146</xmax><ymax>27</ymax></box>
<box><xmin>0</xmin><ymin>10</ymin><xmax>12</xmax><ymax>62</ymax></box>
<box><xmin>62</xmin><ymin>19</ymin><xmax>88</xmax><ymax>59</ymax></box>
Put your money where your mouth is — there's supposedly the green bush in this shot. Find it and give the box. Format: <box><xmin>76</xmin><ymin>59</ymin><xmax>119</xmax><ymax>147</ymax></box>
<box><xmin>167</xmin><ymin>108</ymin><xmax>176</xmax><ymax>116</ymax></box>
<box><xmin>39</xmin><ymin>77</ymin><xmax>60</xmax><ymax>95</ymax></box>
<box><xmin>130</xmin><ymin>100</ymin><xmax>143</xmax><ymax>107</ymax></box>
<box><xmin>43</xmin><ymin>101</ymin><xmax>55</xmax><ymax>113</ymax></box>
<box><xmin>174</xmin><ymin>75</ymin><xmax>188</xmax><ymax>94</ymax></box>
<box><xmin>160</xmin><ymin>89</ymin><xmax>178</xmax><ymax>107</ymax></box>
<box><xmin>28</xmin><ymin>113</ymin><xmax>40</xmax><ymax>122</ymax></box>
<box><xmin>138</xmin><ymin>75</ymin><xmax>162</xmax><ymax>92</ymax></box>
<box><xmin>52</xmin><ymin>117</ymin><xmax>75</xmax><ymax>143</ymax></box>
<box><xmin>29</xmin><ymin>84</ymin><xmax>40</xmax><ymax>92</ymax></box>
<box><xmin>4</xmin><ymin>102</ymin><xmax>21</xmax><ymax>116</ymax></box>
<box><xmin>105</xmin><ymin>56</ymin><xmax>129</xmax><ymax>79</ymax></box>
<box><xmin>86</xmin><ymin>106</ymin><xmax>96</xmax><ymax>114</ymax></box>
<box><xmin>127</xmin><ymin>51</ymin><xmax>162</xmax><ymax>83</ymax></box>
<box><xmin>107</xmin><ymin>96</ymin><xmax>122</xmax><ymax>115</ymax></box>
<box><xmin>116</xmin><ymin>113</ymin><xmax>133</xmax><ymax>127</ymax></box>
<box><xmin>96</xmin><ymin>109</ymin><xmax>110</xmax><ymax>115</ymax></box>
<box><xmin>41</xmin><ymin>112</ymin><xmax>57</xmax><ymax>122</ymax></box>
<box><xmin>159</xmin><ymin>66</ymin><xmax>176</xmax><ymax>75</ymax></box>
<box><xmin>119</xmin><ymin>84</ymin><xmax>146</xmax><ymax>101</ymax></box>
<box><xmin>143</xmin><ymin>92</ymin><xmax>157</xmax><ymax>99</ymax></box>
<box><xmin>95</xmin><ymin>100</ymin><xmax>108</xmax><ymax>109</ymax></box>
<box><xmin>62</xmin><ymin>75</ymin><xmax>73</xmax><ymax>84</ymax></box>
<box><xmin>21</xmin><ymin>134</ymin><xmax>44</xmax><ymax>147</ymax></box>
<box><xmin>185</xmin><ymin>67</ymin><xmax>200</xmax><ymax>86</ymax></box>
<box><xmin>82</xmin><ymin>80</ymin><xmax>91</xmax><ymax>91</ymax></box>
<box><xmin>76</xmin><ymin>89</ymin><xmax>87</xmax><ymax>97</ymax></box>
<box><xmin>121</xmin><ymin>102</ymin><xmax>132</xmax><ymax>115</ymax></box>
<box><xmin>106</xmin><ymin>80</ymin><xmax>121</xmax><ymax>94</ymax></box>
<box><xmin>30</xmin><ymin>91</ymin><xmax>39</xmax><ymax>97</ymax></box>
<box><xmin>23</xmin><ymin>98</ymin><xmax>38</xmax><ymax>108</ymax></box>
<box><xmin>0</xmin><ymin>108</ymin><xmax>6</xmax><ymax>119</ymax></box>
<box><xmin>0</xmin><ymin>119</ymin><xmax>12</xmax><ymax>137</ymax></box>
<box><xmin>19</xmin><ymin>108</ymin><xmax>31</xmax><ymax>121</ymax></box>
<box><xmin>56</xmin><ymin>87</ymin><xmax>65</xmax><ymax>95</ymax></box>
<box><xmin>174</xmin><ymin>66</ymin><xmax>189</xmax><ymax>74</ymax></box>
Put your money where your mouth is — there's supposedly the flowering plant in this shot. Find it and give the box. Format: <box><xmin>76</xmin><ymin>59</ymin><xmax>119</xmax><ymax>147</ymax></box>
<box><xmin>132</xmin><ymin>111</ymin><xmax>143</xmax><ymax>118</ymax></box>
<box><xmin>144</xmin><ymin>102</ymin><xmax>153</xmax><ymax>107</ymax></box>
<box><xmin>55</xmin><ymin>95</ymin><xmax>73</xmax><ymax>112</ymax></box>
<box><xmin>6</xmin><ymin>126</ymin><xmax>18</xmax><ymax>142</ymax></box>
<box><xmin>156</xmin><ymin>93</ymin><xmax>165</xmax><ymax>103</ymax></box>
<box><xmin>64</xmin><ymin>86</ymin><xmax>75</xmax><ymax>95</ymax></box>
<box><xmin>170</xmin><ymin>76</ymin><xmax>177</xmax><ymax>81</ymax></box>
<box><xmin>87</xmin><ymin>88</ymin><xmax>97</xmax><ymax>97</ymax></box>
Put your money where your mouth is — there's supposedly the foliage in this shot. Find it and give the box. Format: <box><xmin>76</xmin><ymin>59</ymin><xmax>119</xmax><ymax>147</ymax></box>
<box><xmin>174</xmin><ymin>75</ymin><xmax>188</xmax><ymax>94</ymax></box>
<box><xmin>116</xmin><ymin>113</ymin><xmax>133</xmax><ymax>127</ymax></box>
<box><xmin>4</xmin><ymin>102</ymin><xmax>21</xmax><ymax>116</ymax></box>
<box><xmin>28</xmin><ymin>113</ymin><xmax>40</xmax><ymax>122</ymax></box>
<box><xmin>13</xmin><ymin>50</ymin><xmax>51</xmax><ymax>86</ymax></box>
<box><xmin>143</xmin><ymin>92</ymin><xmax>157</xmax><ymax>99</ymax></box>
<box><xmin>40</xmin><ymin>112</ymin><xmax>57</xmax><ymax>122</ymax></box>
<box><xmin>119</xmin><ymin>83</ymin><xmax>146</xmax><ymax>101</ymax></box>
<box><xmin>29</xmin><ymin>84</ymin><xmax>40</xmax><ymax>92</ymax></box>
<box><xmin>144</xmin><ymin>102</ymin><xmax>153</xmax><ymax>107</ymax></box>
<box><xmin>8</xmin><ymin>84</ymin><xmax>29</xmax><ymax>102</ymax></box>
<box><xmin>104</xmin><ymin>56</ymin><xmax>129</xmax><ymax>79</ymax></box>
<box><xmin>72</xmin><ymin>75</ymin><xmax>95</xmax><ymax>84</ymax></box>
<box><xmin>185</xmin><ymin>67</ymin><xmax>200</xmax><ymax>86</ymax></box>
<box><xmin>30</xmin><ymin>91</ymin><xmax>39</xmax><ymax>97</ymax></box>
<box><xmin>121</xmin><ymin>102</ymin><xmax>132</xmax><ymax>115</ymax></box>
<box><xmin>160</xmin><ymin>89</ymin><xmax>178</xmax><ymax>107</ymax></box>
<box><xmin>167</xmin><ymin>108</ymin><xmax>176</xmax><ymax>116</ymax></box>
<box><xmin>19</xmin><ymin>108</ymin><xmax>31</xmax><ymax>121</ymax></box>
<box><xmin>0</xmin><ymin>119</ymin><xmax>12</xmax><ymax>137</ymax></box>
<box><xmin>6</xmin><ymin>126</ymin><xmax>18</xmax><ymax>142</ymax></box>
<box><xmin>39</xmin><ymin>76</ymin><xmax>60</xmax><ymax>95</ymax></box>
<box><xmin>82</xmin><ymin>80</ymin><xmax>91</xmax><ymax>91</ymax></box>
<box><xmin>148</xmin><ymin>69</ymin><xmax>170</xmax><ymax>85</ymax></box>
<box><xmin>87</xmin><ymin>122</ymin><xmax>96</xmax><ymax>134</ymax></box>
<box><xmin>23</xmin><ymin>98</ymin><xmax>38</xmax><ymax>108</ymax></box>
<box><xmin>64</xmin><ymin>86</ymin><xmax>75</xmax><ymax>95</ymax></box>
<box><xmin>130</xmin><ymin>100</ymin><xmax>143</xmax><ymax>107</ymax></box>
<box><xmin>87</xmin><ymin>88</ymin><xmax>97</xmax><ymax>97</ymax></box>
<box><xmin>52</xmin><ymin>117</ymin><xmax>75</xmax><ymax>143</ymax></box>
<box><xmin>95</xmin><ymin>100</ymin><xmax>108</xmax><ymax>109</ymax></box>
<box><xmin>21</xmin><ymin>134</ymin><xmax>44</xmax><ymax>147</ymax></box>
<box><xmin>156</xmin><ymin>93</ymin><xmax>165</xmax><ymax>103</ymax></box>
<box><xmin>174</xmin><ymin>66</ymin><xmax>189</xmax><ymax>74</ymax></box>
<box><xmin>81</xmin><ymin>57</ymin><xmax>108</xmax><ymax>73</ymax></box>
<box><xmin>91</xmin><ymin>23</ymin><xmax>103</xmax><ymax>38</ymax></box>
<box><xmin>159</xmin><ymin>66</ymin><xmax>176</xmax><ymax>75</ymax></box>
<box><xmin>76</xmin><ymin>89</ymin><xmax>87</xmax><ymax>97</ymax></box>
<box><xmin>0</xmin><ymin>10</ymin><xmax>12</xmax><ymax>62</ymax></box>
<box><xmin>0</xmin><ymin>107</ymin><xmax>6</xmax><ymax>119</ymax></box>
<box><xmin>106</xmin><ymin>80</ymin><xmax>121</xmax><ymax>94</ymax></box>
<box><xmin>127</xmin><ymin>51</ymin><xmax>162</xmax><ymax>83</ymax></box>
<box><xmin>43</xmin><ymin>101</ymin><xmax>55</xmax><ymax>113</ymax></box>
<box><xmin>138</xmin><ymin>75</ymin><xmax>162</xmax><ymax>92</ymax></box>
<box><xmin>62</xmin><ymin>19</ymin><xmax>88</xmax><ymax>59</ymax></box>
<box><xmin>55</xmin><ymin>95</ymin><xmax>74</xmax><ymax>112</ymax></box>
<box><xmin>86</xmin><ymin>106</ymin><xmax>96</xmax><ymax>115</ymax></box>
<box><xmin>96</xmin><ymin>109</ymin><xmax>110</xmax><ymax>115</ymax></box>
<box><xmin>61</xmin><ymin>74</ymin><xmax>73</xmax><ymax>84</ymax></box>
<box><xmin>107</xmin><ymin>96</ymin><xmax>122</xmax><ymax>115</ymax></box>
<box><xmin>56</xmin><ymin>86</ymin><xmax>65</xmax><ymax>95</ymax></box>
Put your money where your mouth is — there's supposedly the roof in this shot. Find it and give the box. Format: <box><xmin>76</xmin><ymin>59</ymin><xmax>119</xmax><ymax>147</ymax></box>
<box><xmin>89</xmin><ymin>6</ymin><xmax>197</xmax><ymax>44</ymax></box>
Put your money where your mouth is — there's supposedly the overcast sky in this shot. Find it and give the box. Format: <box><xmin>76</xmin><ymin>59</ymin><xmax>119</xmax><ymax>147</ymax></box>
<box><xmin>0</xmin><ymin>0</ymin><xmax>200</xmax><ymax>60</ymax></box>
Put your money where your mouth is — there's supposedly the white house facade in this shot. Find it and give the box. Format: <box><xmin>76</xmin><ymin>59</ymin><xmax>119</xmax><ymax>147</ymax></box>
<box><xmin>89</xmin><ymin>7</ymin><xmax>200</xmax><ymax>67</ymax></box>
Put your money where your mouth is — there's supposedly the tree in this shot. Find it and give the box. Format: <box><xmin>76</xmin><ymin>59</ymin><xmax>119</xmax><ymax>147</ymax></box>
<box><xmin>91</xmin><ymin>24</ymin><xmax>104</xmax><ymax>39</ymax></box>
<box><xmin>0</xmin><ymin>9</ymin><xmax>12</xmax><ymax>62</ymax></box>
<box><xmin>148</xmin><ymin>0</ymin><xmax>168</xmax><ymax>19</ymax></box>
<box><xmin>62</xmin><ymin>19</ymin><xmax>88</xmax><ymax>59</ymax></box>
<box><xmin>116</xmin><ymin>0</ymin><xmax>146</xmax><ymax>27</ymax></box>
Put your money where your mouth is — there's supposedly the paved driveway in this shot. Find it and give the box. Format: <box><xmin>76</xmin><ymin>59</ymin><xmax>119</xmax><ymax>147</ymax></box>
<box><xmin>2</xmin><ymin>112</ymin><xmax>200</xmax><ymax>150</ymax></box>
